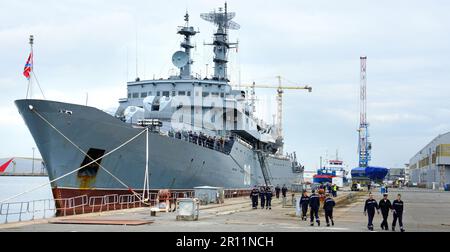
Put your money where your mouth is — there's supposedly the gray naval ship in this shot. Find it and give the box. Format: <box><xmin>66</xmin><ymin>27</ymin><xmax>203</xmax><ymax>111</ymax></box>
<box><xmin>15</xmin><ymin>4</ymin><xmax>304</xmax><ymax>199</ymax></box>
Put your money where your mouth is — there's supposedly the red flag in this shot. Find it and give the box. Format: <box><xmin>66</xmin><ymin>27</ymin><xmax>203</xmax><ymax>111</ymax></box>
<box><xmin>23</xmin><ymin>52</ymin><xmax>33</xmax><ymax>79</ymax></box>
<box><xmin>0</xmin><ymin>158</ymin><xmax>14</xmax><ymax>173</ymax></box>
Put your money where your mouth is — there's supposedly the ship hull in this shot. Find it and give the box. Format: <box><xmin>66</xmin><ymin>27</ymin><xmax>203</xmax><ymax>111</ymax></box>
<box><xmin>15</xmin><ymin>99</ymin><xmax>301</xmax><ymax>200</ymax></box>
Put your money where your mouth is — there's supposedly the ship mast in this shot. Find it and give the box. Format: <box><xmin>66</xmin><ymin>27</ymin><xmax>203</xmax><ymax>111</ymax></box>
<box><xmin>201</xmin><ymin>2</ymin><xmax>239</xmax><ymax>82</ymax></box>
<box><xmin>176</xmin><ymin>12</ymin><xmax>198</xmax><ymax>78</ymax></box>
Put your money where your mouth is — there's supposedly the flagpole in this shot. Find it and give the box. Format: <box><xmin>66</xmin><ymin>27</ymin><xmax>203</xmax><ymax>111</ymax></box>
<box><xmin>26</xmin><ymin>35</ymin><xmax>34</xmax><ymax>99</ymax></box>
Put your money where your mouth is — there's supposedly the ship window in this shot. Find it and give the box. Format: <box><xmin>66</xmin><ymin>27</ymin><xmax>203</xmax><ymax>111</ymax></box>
<box><xmin>77</xmin><ymin>148</ymin><xmax>106</xmax><ymax>177</ymax></box>
<box><xmin>162</xmin><ymin>91</ymin><xmax>170</xmax><ymax>97</ymax></box>
<box><xmin>128</xmin><ymin>93</ymin><xmax>131</xmax><ymax>98</ymax></box>
<box><xmin>211</xmin><ymin>114</ymin><xmax>216</xmax><ymax>123</ymax></box>
<box><xmin>202</xmin><ymin>92</ymin><xmax>209</xmax><ymax>97</ymax></box>
<box><xmin>220</xmin><ymin>93</ymin><xmax>224</xmax><ymax>98</ymax></box>
<box><xmin>157</xmin><ymin>91</ymin><xmax>161</xmax><ymax>96</ymax></box>
<box><xmin>148</xmin><ymin>91</ymin><xmax>152</xmax><ymax>96</ymax></box>
<box><xmin>172</xmin><ymin>91</ymin><xmax>176</xmax><ymax>97</ymax></box>
<box><xmin>178</xmin><ymin>91</ymin><xmax>186</xmax><ymax>96</ymax></box>
<box><xmin>141</xmin><ymin>92</ymin><xmax>147</xmax><ymax>98</ymax></box>
<box><xmin>187</xmin><ymin>91</ymin><xmax>191</xmax><ymax>96</ymax></box>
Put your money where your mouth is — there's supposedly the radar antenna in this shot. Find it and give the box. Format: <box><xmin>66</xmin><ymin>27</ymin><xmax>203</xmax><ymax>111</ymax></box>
<box><xmin>172</xmin><ymin>11</ymin><xmax>198</xmax><ymax>79</ymax></box>
<box><xmin>201</xmin><ymin>2</ymin><xmax>239</xmax><ymax>81</ymax></box>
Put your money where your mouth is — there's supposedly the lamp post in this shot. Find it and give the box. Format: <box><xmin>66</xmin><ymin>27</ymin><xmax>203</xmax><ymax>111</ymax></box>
<box><xmin>32</xmin><ymin>147</ymin><xmax>35</xmax><ymax>174</ymax></box>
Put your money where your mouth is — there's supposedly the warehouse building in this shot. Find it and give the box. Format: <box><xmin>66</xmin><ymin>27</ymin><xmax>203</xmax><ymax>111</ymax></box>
<box><xmin>409</xmin><ymin>132</ymin><xmax>450</xmax><ymax>189</ymax></box>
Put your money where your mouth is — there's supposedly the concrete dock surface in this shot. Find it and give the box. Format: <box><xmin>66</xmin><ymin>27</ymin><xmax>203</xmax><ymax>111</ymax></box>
<box><xmin>1</xmin><ymin>188</ymin><xmax>449</xmax><ymax>232</ymax></box>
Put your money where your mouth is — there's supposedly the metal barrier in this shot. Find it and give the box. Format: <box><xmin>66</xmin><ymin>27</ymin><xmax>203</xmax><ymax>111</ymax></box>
<box><xmin>0</xmin><ymin>190</ymin><xmax>199</xmax><ymax>224</ymax></box>
<box><xmin>0</xmin><ymin>198</ymin><xmax>57</xmax><ymax>224</ymax></box>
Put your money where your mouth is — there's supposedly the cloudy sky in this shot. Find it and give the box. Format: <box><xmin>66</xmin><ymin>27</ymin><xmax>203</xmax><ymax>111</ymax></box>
<box><xmin>1</xmin><ymin>0</ymin><xmax>449</xmax><ymax>171</ymax></box>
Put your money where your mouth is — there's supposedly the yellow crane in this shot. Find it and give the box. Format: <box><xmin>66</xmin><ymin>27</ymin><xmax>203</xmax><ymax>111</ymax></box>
<box><xmin>234</xmin><ymin>76</ymin><xmax>312</xmax><ymax>154</ymax></box>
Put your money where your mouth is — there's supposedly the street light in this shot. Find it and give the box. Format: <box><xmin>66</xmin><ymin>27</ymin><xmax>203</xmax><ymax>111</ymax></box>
<box><xmin>32</xmin><ymin>147</ymin><xmax>35</xmax><ymax>174</ymax></box>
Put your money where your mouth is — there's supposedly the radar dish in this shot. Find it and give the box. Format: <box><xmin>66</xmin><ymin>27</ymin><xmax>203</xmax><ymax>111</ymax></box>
<box><xmin>227</xmin><ymin>21</ymin><xmax>240</xmax><ymax>30</ymax></box>
<box><xmin>200</xmin><ymin>13</ymin><xmax>216</xmax><ymax>23</ymax></box>
<box><xmin>200</xmin><ymin>12</ymin><xmax>239</xmax><ymax>29</ymax></box>
<box><xmin>172</xmin><ymin>51</ymin><xmax>189</xmax><ymax>68</ymax></box>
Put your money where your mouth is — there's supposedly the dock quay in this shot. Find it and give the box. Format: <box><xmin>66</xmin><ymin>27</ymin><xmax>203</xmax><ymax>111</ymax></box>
<box><xmin>1</xmin><ymin>188</ymin><xmax>449</xmax><ymax>232</ymax></box>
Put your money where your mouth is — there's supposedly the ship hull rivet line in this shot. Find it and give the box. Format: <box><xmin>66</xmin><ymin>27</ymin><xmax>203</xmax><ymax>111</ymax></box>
<box><xmin>0</xmin><ymin>108</ymin><xmax>150</xmax><ymax>205</ymax></box>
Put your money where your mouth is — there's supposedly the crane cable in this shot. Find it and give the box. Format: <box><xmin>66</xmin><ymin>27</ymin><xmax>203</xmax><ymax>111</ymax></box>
<box><xmin>0</xmin><ymin>108</ymin><xmax>149</xmax><ymax>205</ymax></box>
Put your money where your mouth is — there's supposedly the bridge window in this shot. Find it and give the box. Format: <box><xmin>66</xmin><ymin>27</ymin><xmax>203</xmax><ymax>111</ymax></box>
<box><xmin>178</xmin><ymin>91</ymin><xmax>186</xmax><ymax>96</ymax></box>
<box><xmin>141</xmin><ymin>92</ymin><xmax>147</xmax><ymax>98</ymax></box>
<box><xmin>128</xmin><ymin>93</ymin><xmax>131</xmax><ymax>98</ymax></box>
<box><xmin>148</xmin><ymin>91</ymin><xmax>152</xmax><ymax>96</ymax></box>
<box><xmin>172</xmin><ymin>91</ymin><xmax>176</xmax><ymax>97</ymax></box>
<box><xmin>132</xmin><ymin>93</ymin><xmax>139</xmax><ymax>98</ymax></box>
<box><xmin>202</xmin><ymin>92</ymin><xmax>209</xmax><ymax>97</ymax></box>
<box><xmin>162</xmin><ymin>91</ymin><xmax>170</xmax><ymax>97</ymax></box>
<box><xmin>156</xmin><ymin>91</ymin><xmax>161</xmax><ymax>96</ymax></box>
<box><xmin>187</xmin><ymin>91</ymin><xmax>191</xmax><ymax>96</ymax></box>
<box><xmin>220</xmin><ymin>93</ymin><xmax>224</xmax><ymax>98</ymax></box>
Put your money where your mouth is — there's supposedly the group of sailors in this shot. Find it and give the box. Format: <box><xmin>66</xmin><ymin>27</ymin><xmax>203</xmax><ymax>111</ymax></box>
<box><xmin>168</xmin><ymin>130</ymin><xmax>234</xmax><ymax>153</ymax></box>
<box><xmin>364</xmin><ymin>192</ymin><xmax>405</xmax><ymax>232</ymax></box>
<box><xmin>249</xmin><ymin>184</ymin><xmax>290</xmax><ymax>210</ymax></box>
<box><xmin>299</xmin><ymin>190</ymin><xmax>336</xmax><ymax>227</ymax></box>
<box><xmin>248</xmin><ymin>184</ymin><xmax>405</xmax><ymax>232</ymax></box>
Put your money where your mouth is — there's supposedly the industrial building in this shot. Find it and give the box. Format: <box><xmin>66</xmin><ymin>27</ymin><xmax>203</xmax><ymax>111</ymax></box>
<box><xmin>408</xmin><ymin>132</ymin><xmax>450</xmax><ymax>189</ymax></box>
<box><xmin>0</xmin><ymin>157</ymin><xmax>47</xmax><ymax>176</ymax></box>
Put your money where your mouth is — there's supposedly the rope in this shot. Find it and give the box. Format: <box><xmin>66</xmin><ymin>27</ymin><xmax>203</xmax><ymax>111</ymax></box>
<box><xmin>0</xmin><ymin>109</ymin><xmax>147</xmax><ymax>204</ymax></box>
<box><xmin>31</xmin><ymin>70</ymin><xmax>46</xmax><ymax>99</ymax></box>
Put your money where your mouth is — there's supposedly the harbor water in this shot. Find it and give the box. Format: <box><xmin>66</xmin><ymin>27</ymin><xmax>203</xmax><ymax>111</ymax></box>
<box><xmin>0</xmin><ymin>176</ymin><xmax>54</xmax><ymax>223</ymax></box>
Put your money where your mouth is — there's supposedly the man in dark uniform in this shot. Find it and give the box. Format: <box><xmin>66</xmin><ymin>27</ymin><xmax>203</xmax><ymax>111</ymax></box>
<box><xmin>364</xmin><ymin>193</ymin><xmax>379</xmax><ymax>231</ymax></box>
<box><xmin>260</xmin><ymin>186</ymin><xmax>266</xmax><ymax>209</ymax></box>
<box><xmin>281</xmin><ymin>184</ymin><xmax>288</xmax><ymax>198</ymax></box>
<box><xmin>299</xmin><ymin>191</ymin><xmax>310</xmax><ymax>221</ymax></box>
<box><xmin>250</xmin><ymin>186</ymin><xmax>259</xmax><ymax>209</ymax></box>
<box><xmin>275</xmin><ymin>185</ymin><xmax>281</xmax><ymax>199</ymax></box>
<box><xmin>309</xmin><ymin>190</ymin><xmax>320</xmax><ymax>226</ymax></box>
<box><xmin>392</xmin><ymin>193</ymin><xmax>405</xmax><ymax>232</ymax></box>
<box><xmin>379</xmin><ymin>193</ymin><xmax>392</xmax><ymax>230</ymax></box>
<box><xmin>323</xmin><ymin>193</ymin><xmax>336</xmax><ymax>227</ymax></box>
<box><xmin>265</xmin><ymin>186</ymin><xmax>273</xmax><ymax>210</ymax></box>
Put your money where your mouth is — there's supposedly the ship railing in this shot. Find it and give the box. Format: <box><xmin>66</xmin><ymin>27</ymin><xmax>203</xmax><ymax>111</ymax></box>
<box><xmin>0</xmin><ymin>198</ymin><xmax>57</xmax><ymax>224</ymax></box>
<box><xmin>224</xmin><ymin>188</ymin><xmax>252</xmax><ymax>198</ymax></box>
<box><xmin>55</xmin><ymin>195</ymin><xmax>88</xmax><ymax>216</ymax></box>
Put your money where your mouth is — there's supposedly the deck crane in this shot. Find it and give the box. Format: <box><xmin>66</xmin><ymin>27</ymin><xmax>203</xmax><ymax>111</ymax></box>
<box><xmin>234</xmin><ymin>76</ymin><xmax>312</xmax><ymax>154</ymax></box>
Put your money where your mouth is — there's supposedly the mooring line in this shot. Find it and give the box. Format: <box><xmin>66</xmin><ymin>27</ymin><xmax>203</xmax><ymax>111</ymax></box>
<box><xmin>0</xmin><ymin>108</ymin><xmax>148</xmax><ymax>204</ymax></box>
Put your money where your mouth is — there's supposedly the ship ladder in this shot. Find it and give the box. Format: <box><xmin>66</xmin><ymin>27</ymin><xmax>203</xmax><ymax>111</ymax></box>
<box><xmin>257</xmin><ymin>151</ymin><xmax>271</xmax><ymax>186</ymax></box>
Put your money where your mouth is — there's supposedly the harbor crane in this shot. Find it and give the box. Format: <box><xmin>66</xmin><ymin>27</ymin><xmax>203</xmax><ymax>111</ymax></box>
<box><xmin>234</xmin><ymin>76</ymin><xmax>312</xmax><ymax>154</ymax></box>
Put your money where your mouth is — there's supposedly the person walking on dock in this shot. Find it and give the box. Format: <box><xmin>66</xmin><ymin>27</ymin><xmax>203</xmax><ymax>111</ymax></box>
<box><xmin>364</xmin><ymin>193</ymin><xmax>379</xmax><ymax>231</ymax></box>
<box><xmin>332</xmin><ymin>184</ymin><xmax>337</xmax><ymax>197</ymax></box>
<box><xmin>250</xmin><ymin>186</ymin><xmax>259</xmax><ymax>209</ymax></box>
<box><xmin>309</xmin><ymin>190</ymin><xmax>320</xmax><ymax>226</ymax></box>
<box><xmin>323</xmin><ymin>193</ymin><xmax>336</xmax><ymax>227</ymax></box>
<box><xmin>379</xmin><ymin>193</ymin><xmax>392</xmax><ymax>231</ymax></box>
<box><xmin>392</xmin><ymin>194</ymin><xmax>405</xmax><ymax>232</ymax></box>
<box><xmin>281</xmin><ymin>184</ymin><xmax>288</xmax><ymax>198</ymax></box>
<box><xmin>299</xmin><ymin>191</ymin><xmax>310</xmax><ymax>221</ymax></box>
<box><xmin>265</xmin><ymin>186</ymin><xmax>273</xmax><ymax>210</ymax></box>
<box><xmin>260</xmin><ymin>186</ymin><xmax>266</xmax><ymax>209</ymax></box>
<box><xmin>275</xmin><ymin>185</ymin><xmax>281</xmax><ymax>199</ymax></box>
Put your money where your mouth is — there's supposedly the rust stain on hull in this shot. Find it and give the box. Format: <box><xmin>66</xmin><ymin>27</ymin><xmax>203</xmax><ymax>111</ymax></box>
<box><xmin>77</xmin><ymin>175</ymin><xmax>96</xmax><ymax>189</ymax></box>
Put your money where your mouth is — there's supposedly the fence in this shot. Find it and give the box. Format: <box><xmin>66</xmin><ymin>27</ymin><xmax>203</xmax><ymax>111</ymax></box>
<box><xmin>0</xmin><ymin>189</ymin><xmax>253</xmax><ymax>224</ymax></box>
